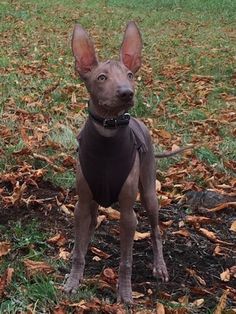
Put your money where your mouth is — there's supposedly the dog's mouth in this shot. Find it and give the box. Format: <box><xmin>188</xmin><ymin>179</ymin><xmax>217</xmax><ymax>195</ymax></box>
<box><xmin>99</xmin><ymin>99</ymin><xmax>134</xmax><ymax>115</ymax></box>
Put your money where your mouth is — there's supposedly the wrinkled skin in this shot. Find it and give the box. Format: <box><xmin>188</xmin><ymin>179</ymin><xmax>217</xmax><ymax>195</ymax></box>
<box><xmin>63</xmin><ymin>21</ymin><xmax>169</xmax><ymax>304</ymax></box>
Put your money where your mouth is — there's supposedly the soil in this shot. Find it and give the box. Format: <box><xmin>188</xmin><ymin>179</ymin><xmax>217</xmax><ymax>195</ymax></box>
<box><xmin>1</xmin><ymin>181</ymin><xmax>235</xmax><ymax>312</ymax></box>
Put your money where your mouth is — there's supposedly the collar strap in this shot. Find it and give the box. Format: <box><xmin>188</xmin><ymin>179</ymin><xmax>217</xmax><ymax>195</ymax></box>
<box><xmin>88</xmin><ymin>110</ymin><xmax>131</xmax><ymax>129</ymax></box>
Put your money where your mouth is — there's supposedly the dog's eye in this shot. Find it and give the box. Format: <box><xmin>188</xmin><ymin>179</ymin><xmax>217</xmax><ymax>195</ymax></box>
<box><xmin>127</xmin><ymin>72</ymin><xmax>134</xmax><ymax>80</ymax></box>
<box><xmin>97</xmin><ymin>74</ymin><xmax>107</xmax><ymax>81</ymax></box>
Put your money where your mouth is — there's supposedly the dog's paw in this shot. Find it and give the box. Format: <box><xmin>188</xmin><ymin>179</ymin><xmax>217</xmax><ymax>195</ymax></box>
<box><xmin>153</xmin><ymin>262</ymin><xmax>169</xmax><ymax>282</ymax></box>
<box><xmin>63</xmin><ymin>273</ymin><xmax>81</xmax><ymax>294</ymax></box>
<box><xmin>117</xmin><ymin>283</ymin><xmax>133</xmax><ymax>304</ymax></box>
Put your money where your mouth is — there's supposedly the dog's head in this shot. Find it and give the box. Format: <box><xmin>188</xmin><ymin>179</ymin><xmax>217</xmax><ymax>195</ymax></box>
<box><xmin>72</xmin><ymin>22</ymin><xmax>142</xmax><ymax>116</ymax></box>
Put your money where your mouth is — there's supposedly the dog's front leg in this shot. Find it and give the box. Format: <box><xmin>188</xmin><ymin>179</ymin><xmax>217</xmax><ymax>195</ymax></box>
<box><xmin>117</xmin><ymin>154</ymin><xmax>139</xmax><ymax>304</ymax></box>
<box><xmin>64</xmin><ymin>168</ymin><xmax>97</xmax><ymax>293</ymax></box>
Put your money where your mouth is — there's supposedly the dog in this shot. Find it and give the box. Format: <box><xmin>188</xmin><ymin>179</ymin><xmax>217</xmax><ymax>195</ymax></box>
<box><xmin>64</xmin><ymin>21</ymin><xmax>169</xmax><ymax>304</ymax></box>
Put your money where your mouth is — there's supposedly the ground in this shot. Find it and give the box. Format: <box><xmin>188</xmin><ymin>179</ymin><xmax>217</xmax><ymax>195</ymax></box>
<box><xmin>0</xmin><ymin>180</ymin><xmax>235</xmax><ymax>313</ymax></box>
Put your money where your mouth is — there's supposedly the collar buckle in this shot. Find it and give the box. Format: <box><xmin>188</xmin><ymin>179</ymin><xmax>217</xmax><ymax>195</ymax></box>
<box><xmin>89</xmin><ymin>110</ymin><xmax>130</xmax><ymax>129</ymax></box>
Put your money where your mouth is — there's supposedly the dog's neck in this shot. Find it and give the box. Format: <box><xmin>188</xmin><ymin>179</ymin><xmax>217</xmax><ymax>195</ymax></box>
<box><xmin>88</xmin><ymin>99</ymin><xmax>127</xmax><ymax>137</ymax></box>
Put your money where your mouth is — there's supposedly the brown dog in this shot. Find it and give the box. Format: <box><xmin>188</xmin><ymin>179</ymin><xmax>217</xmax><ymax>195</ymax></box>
<box><xmin>64</xmin><ymin>21</ymin><xmax>169</xmax><ymax>304</ymax></box>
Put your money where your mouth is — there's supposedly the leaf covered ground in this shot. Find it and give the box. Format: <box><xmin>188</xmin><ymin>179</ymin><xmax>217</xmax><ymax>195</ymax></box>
<box><xmin>0</xmin><ymin>0</ymin><xmax>236</xmax><ymax>313</ymax></box>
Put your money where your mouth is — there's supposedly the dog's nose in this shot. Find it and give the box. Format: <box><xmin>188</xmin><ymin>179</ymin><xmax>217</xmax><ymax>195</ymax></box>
<box><xmin>117</xmin><ymin>87</ymin><xmax>134</xmax><ymax>101</ymax></box>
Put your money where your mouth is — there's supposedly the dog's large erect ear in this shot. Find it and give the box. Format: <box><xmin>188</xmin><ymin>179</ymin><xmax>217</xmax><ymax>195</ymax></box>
<box><xmin>120</xmin><ymin>21</ymin><xmax>142</xmax><ymax>73</ymax></box>
<box><xmin>72</xmin><ymin>24</ymin><xmax>98</xmax><ymax>77</ymax></box>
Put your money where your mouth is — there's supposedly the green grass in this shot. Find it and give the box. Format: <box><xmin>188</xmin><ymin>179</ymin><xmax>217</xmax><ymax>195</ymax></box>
<box><xmin>0</xmin><ymin>219</ymin><xmax>97</xmax><ymax>313</ymax></box>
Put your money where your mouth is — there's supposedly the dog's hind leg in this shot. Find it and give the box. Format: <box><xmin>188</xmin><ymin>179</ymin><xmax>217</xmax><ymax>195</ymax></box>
<box><xmin>139</xmin><ymin>136</ymin><xmax>169</xmax><ymax>282</ymax></box>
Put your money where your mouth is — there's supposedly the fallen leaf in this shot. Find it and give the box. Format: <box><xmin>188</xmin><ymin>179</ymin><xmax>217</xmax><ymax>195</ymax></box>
<box><xmin>230</xmin><ymin>220</ymin><xmax>236</xmax><ymax>232</ymax></box>
<box><xmin>53</xmin><ymin>305</ymin><xmax>66</xmax><ymax>314</ymax></box>
<box><xmin>86</xmin><ymin>278</ymin><xmax>114</xmax><ymax>291</ymax></box>
<box><xmin>198</xmin><ymin>228</ymin><xmax>234</xmax><ymax>245</ymax></box>
<box><xmin>4</xmin><ymin>181</ymin><xmax>27</xmax><ymax>205</ymax></box>
<box><xmin>102</xmin><ymin>268</ymin><xmax>117</xmax><ymax>283</ymax></box>
<box><xmin>213</xmin><ymin>245</ymin><xmax>229</xmax><ymax>257</ymax></box>
<box><xmin>206</xmin><ymin>202</ymin><xmax>236</xmax><ymax>212</ymax></box>
<box><xmin>47</xmin><ymin>233</ymin><xmax>67</xmax><ymax>246</ymax></box>
<box><xmin>24</xmin><ymin>259</ymin><xmax>54</xmax><ymax>277</ymax></box>
<box><xmin>99</xmin><ymin>206</ymin><xmax>120</xmax><ymax>220</ymax></box>
<box><xmin>90</xmin><ymin>246</ymin><xmax>111</xmax><ymax>259</ymax></box>
<box><xmin>213</xmin><ymin>289</ymin><xmax>229</xmax><ymax>314</ymax></box>
<box><xmin>230</xmin><ymin>265</ymin><xmax>236</xmax><ymax>278</ymax></box>
<box><xmin>185</xmin><ymin>215</ymin><xmax>211</xmax><ymax>225</ymax></box>
<box><xmin>191</xmin><ymin>298</ymin><xmax>204</xmax><ymax>307</ymax></box>
<box><xmin>220</xmin><ymin>269</ymin><xmax>230</xmax><ymax>282</ymax></box>
<box><xmin>158</xmin><ymin>129</ymin><xmax>172</xmax><ymax>139</ymax></box>
<box><xmin>0</xmin><ymin>242</ymin><xmax>11</xmax><ymax>257</ymax></box>
<box><xmin>93</xmin><ymin>256</ymin><xmax>101</xmax><ymax>261</ymax></box>
<box><xmin>56</xmin><ymin>198</ymin><xmax>74</xmax><ymax>216</ymax></box>
<box><xmin>133</xmin><ymin>231</ymin><xmax>151</xmax><ymax>241</ymax></box>
<box><xmin>160</xmin><ymin>220</ymin><xmax>173</xmax><ymax>228</ymax></box>
<box><xmin>178</xmin><ymin>295</ymin><xmax>189</xmax><ymax>305</ymax></box>
<box><xmin>0</xmin><ymin>268</ymin><xmax>14</xmax><ymax>297</ymax></box>
<box><xmin>58</xmin><ymin>248</ymin><xmax>71</xmax><ymax>260</ymax></box>
<box><xmin>96</xmin><ymin>215</ymin><xmax>106</xmax><ymax>229</ymax></box>
<box><xmin>156</xmin><ymin>302</ymin><xmax>165</xmax><ymax>314</ymax></box>
<box><xmin>172</xmin><ymin>229</ymin><xmax>190</xmax><ymax>237</ymax></box>
<box><xmin>156</xmin><ymin>179</ymin><xmax>162</xmax><ymax>192</ymax></box>
<box><xmin>186</xmin><ymin>268</ymin><xmax>206</xmax><ymax>286</ymax></box>
<box><xmin>33</xmin><ymin>153</ymin><xmax>64</xmax><ymax>172</ymax></box>
<box><xmin>132</xmin><ymin>291</ymin><xmax>145</xmax><ymax>299</ymax></box>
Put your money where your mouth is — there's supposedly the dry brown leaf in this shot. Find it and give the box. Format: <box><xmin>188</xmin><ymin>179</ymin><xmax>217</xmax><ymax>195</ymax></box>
<box><xmin>0</xmin><ymin>268</ymin><xmax>14</xmax><ymax>297</ymax></box>
<box><xmin>86</xmin><ymin>278</ymin><xmax>114</xmax><ymax>291</ymax></box>
<box><xmin>132</xmin><ymin>291</ymin><xmax>145</xmax><ymax>299</ymax></box>
<box><xmin>100</xmin><ymin>268</ymin><xmax>117</xmax><ymax>287</ymax></box>
<box><xmin>156</xmin><ymin>302</ymin><xmax>165</xmax><ymax>314</ymax></box>
<box><xmin>102</xmin><ymin>268</ymin><xmax>117</xmax><ymax>281</ymax></box>
<box><xmin>33</xmin><ymin>153</ymin><xmax>64</xmax><ymax>172</ymax></box>
<box><xmin>213</xmin><ymin>289</ymin><xmax>229</xmax><ymax>314</ymax></box>
<box><xmin>0</xmin><ymin>242</ymin><xmax>11</xmax><ymax>257</ymax></box>
<box><xmin>185</xmin><ymin>215</ymin><xmax>211</xmax><ymax>225</ymax></box>
<box><xmin>172</xmin><ymin>229</ymin><xmax>190</xmax><ymax>237</ymax></box>
<box><xmin>158</xmin><ymin>129</ymin><xmax>172</xmax><ymax>139</ymax></box>
<box><xmin>47</xmin><ymin>233</ymin><xmax>67</xmax><ymax>246</ymax></box>
<box><xmin>230</xmin><ymin>220</ymin><xmax>236</xmax><ymax>232</ymax></box>
<box><xmin>198</xmin><ymin>228</ymin><xmax>234</xmax><ymax>245</ymax></box>
<box><xmin>198</xmin><ymin>228</ymin><xmax>218</xmax><ymax>241</ymax></box>
<box><xmin>206</xmin><ymin>202</ymin><xmax>236</xmax><ymax>212</ymax></box>
<box><xmin>58</xmin><ymin>248</ymin><xmax>71</xmax><ymax>260</ymax></box>
<box><xmin>213</xmin><ymin>245</ymin><xmax>227</xmax><ymax>256</ymax></box>
<box><xmin>186</xmin><ymin>268</ymin><xmax>206</xmax><ymax>286</ymax></box>
<box><xmin>96</xmin><ymin>215</ymin><xmax>106</xmax><ymax>229</ymax></box>
<box><xmin>230</xmin><ymin>265</ymin><xmax>236</xmax><ymax>278</ymax></box>
<box><xmin>99</xmin><ymin>206</ymin><xmax>120</xmax><ymax>220</ymax></box>
<box><xmin>24</xmin><ymin>259</ymin><xmax>54</xmax><ymax>277</ymax></box>
<box><xmin>156</xmin><ymin>179</ymin><xmax>162</xmax><ymax>192</ymax></box>
<box><xmin>220</xmin><ymin>269</ymin><xmax>230</xmax><ymax>282</ymax></box>
<box><xmin>60</xmin><ymin>204</ymin><xmax>74</xmax><ymax>216</ymax></box>
<box><xmin>5</xmin><ymin>181</ymin><xmax>27</xmax><ymax>205</ymax></box>
<box><xmin>178</xmin><ymin>295</ymin><xmax>189</xmax><ymax>305</ymax></box>
<box><xmin>53</xmin><ymin>305</ymin><xmax>66</xmax><ymax>314</ymax></box>
<box><xmin>191</xmin><ymin>298</ymin><xmax>204</xmax><ymax>307</ymax></box>
<box><xmin>90</xmin><ymin>246</ymin><xmax>111</xmax><ymax>259</ymax></box>
<box><xmin>161</xmin><ymin>220</ymin><xmax>174</xmax><ymax>228</ymax></box>
<box><xmin>56</xmin><ymin>199</ymin><xmax>74</xmax><ymax>216</ymax></box>
<box><xmin>134</xmin><ymin>231</ymin><xmax>151</xmax><ymax>241</ymax></box>
<box><xmin>93</xmin><ymin>256</ymin><xmax>101</xmax><ymax>261</ymax></box>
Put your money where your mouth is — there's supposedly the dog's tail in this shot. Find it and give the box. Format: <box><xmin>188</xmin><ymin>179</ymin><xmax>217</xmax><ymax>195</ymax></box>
<box><xmin>155</xmin><ymin>145</ymin><xmax>194</xmax><ymax>158</ymax></box>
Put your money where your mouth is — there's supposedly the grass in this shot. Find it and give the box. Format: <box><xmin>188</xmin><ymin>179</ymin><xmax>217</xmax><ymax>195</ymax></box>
<box><xmin>1</xmin><ymin>0</ymin><xmax>236</xmax><ymax>312</ymax></box>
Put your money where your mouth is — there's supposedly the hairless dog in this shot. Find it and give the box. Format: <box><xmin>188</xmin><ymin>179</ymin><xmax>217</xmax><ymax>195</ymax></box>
<box><xmin>63</xmin><ymin>21</ymin><xmax>189</xmax><ymax>304</ymax></box>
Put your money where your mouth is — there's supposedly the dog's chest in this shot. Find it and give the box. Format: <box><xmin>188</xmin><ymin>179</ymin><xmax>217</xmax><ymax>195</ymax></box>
<box><xmin>77</xmin><ymin>118</ymin><xmax>137</xmax><ymax>207</ymax></box>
